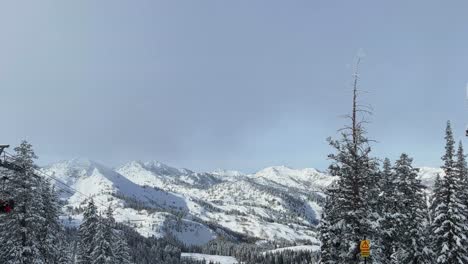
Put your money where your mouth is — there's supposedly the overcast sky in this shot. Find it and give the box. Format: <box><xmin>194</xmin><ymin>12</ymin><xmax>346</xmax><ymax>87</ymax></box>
<box><xmin>0</xmin><ymin>1</ymin><xmax>467</xmax><ymax>172</ymax></box>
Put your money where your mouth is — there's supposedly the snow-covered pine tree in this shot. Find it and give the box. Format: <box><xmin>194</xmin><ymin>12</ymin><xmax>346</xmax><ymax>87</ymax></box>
<box><xmin>379</xmin><ymin>158</ymin><xmax>398</xmax><ymax>262</ymax></box>
<box><xmin>392</xmin><ymin>153</ymin><xmax>432</xmax><ymax>263</ymax></box>
<box><xmin>321</xmin><ymin>58</ymin><xmax>382</xmax><ymax>263</ymax></box>
<box><xmin>454</xmin><ymin>141</ymin><xmax>468</xmax><ymax>238</ymax></box>
<box><xmin>103</xmin><ymin>206</ymin><xmax>116</xmax><ymax>251</ymax></box>
<box><xmin>114</xmin><ymin>236</ymin><xmax>132</xmax><ymax>264</ymax></box>
<box><xmin>319</xmin><ymin>197</ymin><xmax>335</xmax><ymax>264</ymax></box>
<box><xmin>0</xmin><ymin>141</ymin><xmax>45</xmax><ymax>263</ymax></box>
<box><xmin>77</xmin><ymin>200</ymin><xmax>99</xmax><ymax>264</ymax></box>
<box><xmin>431</xmin><ymin>121</ymin><xmax>468</xmax><ymax>264</ymax></box>
<box><xmin>91</xmin><ymin>214</ymin><xmax>115</xmax><ymax>264</ymax></box>
<box><xmin>105</xmin><ymin>206</ymin><xmax>114</xmax><ymax>225</ymax></box>
<box><xmin>104</xmin><ymin>206</ymin><xmax>132</xmax><ymax>264</ymax></box>
<box><xmin>38</xmin><ymin>178</ymin><xmax>68</xmax><ymax>263</ymax></box>
<box><xmin>367</xmin><ymin>163</ymin><xmax>385</xmax><ymax>263</ymax></box>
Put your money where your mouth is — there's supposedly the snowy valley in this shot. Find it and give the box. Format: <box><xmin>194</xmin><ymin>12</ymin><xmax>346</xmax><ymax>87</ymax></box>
<box><xmin>40</xmin><ymin>159</ymin><xmax>442</xmax><ymax>248</ymax></box>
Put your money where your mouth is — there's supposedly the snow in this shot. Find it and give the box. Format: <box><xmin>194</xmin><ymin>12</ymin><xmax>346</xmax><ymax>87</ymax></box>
<box><xmin>255</xmin><ymin>166</ymin><xmax>336</xmax><ymax>191</ymax></box>
<box><xmin>42</xmin><ymin>159</ymin><xmax>215</xmax><ymax>245</ymax></box>
<box><xmin>113</xmin><ymin>161</ymin><xmax>333</xmax><ymax>242</ymax></box>
<box><xmin>167</xmin><ymin>218</ymin><xmax>216</xmax><ymax>246</ymax></box>
<box><xmin>181</xmin><ymin>253</ymin><xmax>238</xmax><ymax>264</ymax></box>
<box><xmin>418</xmin><ymin>167</ymin><xmax>444</xmax><ymax>189</ymax></box>
<box><xmin>42</xmin><ymin>158</ymin><xmax>443</xmax><ymax>246</ymax></box>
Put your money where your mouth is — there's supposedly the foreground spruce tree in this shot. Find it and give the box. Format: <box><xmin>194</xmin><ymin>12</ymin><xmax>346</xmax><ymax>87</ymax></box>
<box><xmin>320</xmin><ymin>59</ymin><xmax>382</xmax><ymax>263</ymax></box>
<box><xmin>38</xmin><ymin>178</ymin><xmax>69</xmax><ymax>263</ymax></box>
<box><xmin>392</xmin><ymin>153</ymin><xmax>432</xmax><ymax>263</ymax></box>
<box><xmin>0</xmin><ymin>141</ymin><xmax>68</xmax><ymax>263</ymax></box>
<box><xmin>0</xmin><ymin>141</ymin><xmax>45</xmax><ymax>263</ymax></box>
<box><xmin>114</xmin><ymin>234</ymin><xmax>132</xmax><ymax>264</ymax></box>
<box><xmin>77</xmin><ymin>200</ymin><xmax>100</xmax><ymax>264</ymax></box>
<box><xmin>431</xmin><ymin>121</ymin><xmax>468</xmax><ymax>264</ymax></box>
<box><xmin>319</xmin><ymin>197</ymin><xmax>335</xmax><ymax>264</ymax></box>
<box><xmin>77</xmin><ymin>203</ymin><xmax>132</xmax><ymax>264</ymax></box>
<box><xmin>91</xmin><ymin>215</ymin><xmax>115</xmax><ymax>264</ymax></box>
<box><xmin>105</xmin><ymin>207</ymin><xmax>132</xmax><ymax>264</ymax></box>
<box><xmin>454</xmin><ymin>141</ymin><xmax>468</xmax><ymax>242</ymax></box>
<box><xmin>379</xmin><ymin>158</ymin><xmax>398</xmax><ymax>262</ymax></box>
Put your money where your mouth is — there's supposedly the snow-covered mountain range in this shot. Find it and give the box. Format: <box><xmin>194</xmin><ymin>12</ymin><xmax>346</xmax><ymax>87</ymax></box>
<box><xmin>40</xmin><ymin>159</ymin><xmax>442</xmax><ymax>246</ymax></box>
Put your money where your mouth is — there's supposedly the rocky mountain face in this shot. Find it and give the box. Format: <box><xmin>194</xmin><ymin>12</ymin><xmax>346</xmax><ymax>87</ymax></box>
<box><xmin>41</xmin><ymin>159</ymin><xmax>440</xmax><ymax>246</ymax></box>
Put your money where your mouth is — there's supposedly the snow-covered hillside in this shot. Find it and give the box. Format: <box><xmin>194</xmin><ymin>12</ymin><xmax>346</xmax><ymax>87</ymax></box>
<box><xmin>116</xmin><ymin>162</ymin><xmax>332</xmax><ymax>243</ymax></box>
<box><xmin>41</xmin><ymin>159</ymin><xmax>441</xmax><ymax>246</ymax></box>
<box><xmin>42</xmin><ymin>159</ymin><xmax>216</xmax><ymax>245</ymax></box>
<box><xmin>254</xmin><ymin>166</ymin><xmax>334</xmax><ymax>191</ymax></box>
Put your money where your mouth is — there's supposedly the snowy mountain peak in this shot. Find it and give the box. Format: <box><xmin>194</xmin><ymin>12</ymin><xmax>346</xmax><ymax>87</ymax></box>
<box><xmin>120</xmin><ymin>160</ymin><xmax>188</xmax><ymax>177</ymax></box>
<box><xmin>254</xmin><ymin>166</ymin><xmax>335</xmax><ymax>191</ymax></box>
<box><xmin>116</xmin><ymin>160</ymin><xmax>224</xmax><ymax>190</ymax></box>
<box><xmin>43</xmin><ymin>158</ymin><xmax>113</xmax><ymax>180</ymax></box>
<box><xmin>142</xmin><ymin>160</ymin><xmax>172</xmax><ymax>170</ymax></box>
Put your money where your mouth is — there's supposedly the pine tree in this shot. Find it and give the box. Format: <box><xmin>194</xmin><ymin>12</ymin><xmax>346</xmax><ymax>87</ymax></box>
<box><xmin>105</xmin><ymin>206</ymin><xmax>130</xmax><ymax>264</ymax></box>
<box><xmin>114</xmin><ymin>237</ymin><xmax>132</xmax><ymax>264</ymax></box>
<box><xmin>77</xmin><ymin>200</ymin><xmax>99</xmax><ymax>264</ymax></box>
<box><xmin>454</xmin><ymin>141</ymin><xmax>468</xmax><ymax>240</ymax></box>
<box><xmin>379</xmin><ymin>158</ymin><xmax>398</xmax><ymax>262</ymax></box>
<box><xmin>0</xmin><ymin>141</ymin><xmax>71</xmax><ymax>263</ymax></box>
<box><xmin>106</xmin><ymin>207</ymin><xmax>132</xmax><ymax>264</ymax></box>
<box><xmin>0</xmin><ymin>141</ymin><xmax>45</xmax><ymax>263</ymax></box>
<box><xmin>319</xmin><ymin>197</ymin><xmax>335</xmax><ymax>264</ymax></box>
<box><xmin>321</xmin><ymin>58</ymin><xmax>382</xmax><ymax>263</ymax></box>
<box><xmin>431</xmin><ymin>121</ymin><xmax>468</xmax><ymax>263</ymax></box>
<box><xmin>392</xmin><ymin>153</ymin><xmax>432</xmax><ymax>263</ymax></box>
<box><xmin>103</xmin><ymin>207</ymin><xmax>115</xmax><ymax>250</ymax></box>
<box><xmin>38</xmin><ymin>179</ymin><xmax>67</xmax><ymax>263</ymax></box>
<box><xmin>91</xmin><ymin>214</ymin><xmax>114</xmax><ymax>264</ymax></box>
